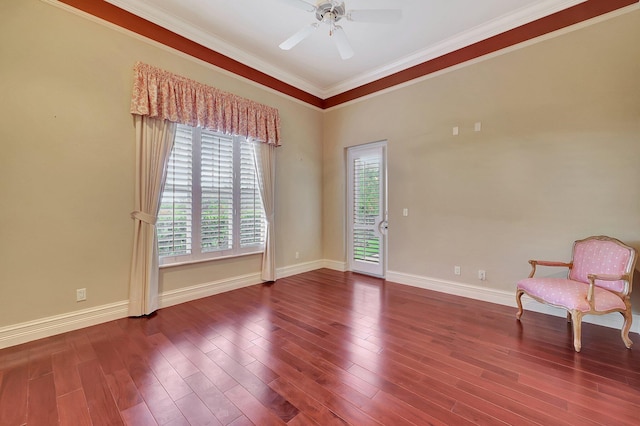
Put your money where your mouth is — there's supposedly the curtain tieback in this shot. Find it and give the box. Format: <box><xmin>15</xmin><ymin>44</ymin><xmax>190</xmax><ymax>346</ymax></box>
<box><xmin>131</xmin><ymin>210</ymin><xmax>157</xmax><ymax>225</ymax></box>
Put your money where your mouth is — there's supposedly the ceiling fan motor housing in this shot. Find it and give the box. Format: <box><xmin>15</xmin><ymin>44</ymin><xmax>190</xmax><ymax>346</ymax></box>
<box><xmin>316</xmin><ymin>1</ymin><xmax>346</xmax><ymax>22</ymax></box>
<box><xmin>279</xmin><ymin>0</ymin><xmax>400</xmax><ymax>60</ymax></box>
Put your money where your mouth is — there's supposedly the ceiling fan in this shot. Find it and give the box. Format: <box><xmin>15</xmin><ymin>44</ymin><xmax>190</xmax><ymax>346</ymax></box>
<box><xmin>278</xmin><ymin>0</ymin><xmax>402</xmax><ymax>60</ymax></box>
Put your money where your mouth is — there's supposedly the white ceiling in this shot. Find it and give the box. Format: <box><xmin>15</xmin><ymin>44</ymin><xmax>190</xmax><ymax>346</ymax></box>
<box><xmin>106</xmin><ymin>0</ymin><xmax>587</xmax><ymax>99</ymax></box>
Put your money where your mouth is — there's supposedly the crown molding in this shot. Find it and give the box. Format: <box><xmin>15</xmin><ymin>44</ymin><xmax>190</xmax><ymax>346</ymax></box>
<box><xmin>106</xmin><ymin>0</ymin><xmax>587</xmax><ymax>100</ymax></box>
<box><xmin>104</xmin><ymin>0</ymin><xmax>324</xmax><ymax>97</ymax></box>
<box><xmin>53</xmin><ymin>0</ymin><xmax>323</xmax><ymax>107</ymax></box>
<box><xmin>322</xmin><ymin>0</ymin><xmax>639</xmax><ymax>108</ymax></box>
<box><xmin>49</xmin><ymin>0</ymin><xmax>639</xmax><ymax>108</ymax></box>
<box><xmin>321</xmin><ymin>0</ymin><xmax>588</xmax><ymax>98</ymax></box>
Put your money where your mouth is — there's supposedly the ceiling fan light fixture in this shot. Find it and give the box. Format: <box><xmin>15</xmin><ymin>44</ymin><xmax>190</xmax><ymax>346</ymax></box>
<box><xmin>278</xmin><ymin>0</ymin><xmax>401</xmax><ymax>59</ymax></box>
<box><xmin>316</xmin><ymin>1</ymin><xmax>345</xmax><ymax>22</ymax></box>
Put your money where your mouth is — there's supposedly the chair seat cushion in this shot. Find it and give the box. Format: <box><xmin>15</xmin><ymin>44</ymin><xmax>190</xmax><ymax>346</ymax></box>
<box><xmin>517</xmin><ymin>278</ymin><xmax>626</xmax><ymax>312</ymax></box>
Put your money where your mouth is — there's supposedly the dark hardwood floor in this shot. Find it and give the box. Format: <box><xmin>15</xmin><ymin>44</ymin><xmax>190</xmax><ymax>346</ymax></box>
<box><xmin>1</xmin><ymin>269</ymin><xmax>639</xmax><ymax>425</ymax></box>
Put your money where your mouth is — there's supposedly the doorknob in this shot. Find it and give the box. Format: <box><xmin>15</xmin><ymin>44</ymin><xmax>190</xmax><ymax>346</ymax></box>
<box><xmin>378</xmin><ymin>220</ymin><xmax>388</xmax><ymax>235</ymax></box>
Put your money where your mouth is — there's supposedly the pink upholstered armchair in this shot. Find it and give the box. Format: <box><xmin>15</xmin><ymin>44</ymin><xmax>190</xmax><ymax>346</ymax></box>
<box><xmin>516</xmin><ymin>236</ymin><xmax>637</xmax><ymax>352</ymax></box>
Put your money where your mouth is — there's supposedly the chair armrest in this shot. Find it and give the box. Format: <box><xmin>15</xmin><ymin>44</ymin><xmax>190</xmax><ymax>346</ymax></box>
<box><xmin>530</xmin><ymin>260</ymin><xmax>572</xmax><ymax>267</ymax></box>
<box><xmin>527</xmin><ymin>260</ymin><xmax>572</xmax><ymax>278</ymax></box>
<box><xmin>585</xmin><ymin>273</ymin><xmax>630</xmax><ymax>310</ymax></box>
<box><xmin>587</xmin><ymin>273</ymin><xmax>629</xmax><ymax>282</ymax></box>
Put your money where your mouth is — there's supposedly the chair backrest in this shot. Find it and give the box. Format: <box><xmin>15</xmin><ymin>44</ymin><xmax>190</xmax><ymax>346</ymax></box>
<box><xmin>569</xmin><ymin>236</ymin><xmax>636</xmax><ymax>294</ymax></box>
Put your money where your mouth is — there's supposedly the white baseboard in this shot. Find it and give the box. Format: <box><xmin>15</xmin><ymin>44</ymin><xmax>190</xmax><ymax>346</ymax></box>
<box><xmin>386</xmin><ymin>270</ymin><xmax>515</xmax><ymax>306</ymax></box>
<box><xmin>159</xmin><ymin>272</ymin><xmax>263</xmax><ymax>309</ymax></box>
<box><xmin>0</xmin><ymin>260</ymin><xmax>331</xmax><ymax>349</ymax></box>
<box><xmin>277</xmin><ymin>260</ymin><xmax>327</xmax><ymax>279</ymax></box>
<box><xmin>0</xmin><ymin>301</ymin><xmax>129</xmax><ymax>350</ymax></box>
<box><xmin>386</xmin><ymin>270</ymin><xmax>640</xmax><ymax>334</ymax></box>
<box><xmin>322</xmin><ymin>259</ymin><xmax>347</xmax><ymax>272</ymax></box>
<box><xmin>161</xmin><ymin>260</ymin><xmax>333</xmax><ymax>309</ymax></box>
<box><xmin>4</xmin><ymin>262</ymin><xmax>635</xmax><ymax>350</ymax></box>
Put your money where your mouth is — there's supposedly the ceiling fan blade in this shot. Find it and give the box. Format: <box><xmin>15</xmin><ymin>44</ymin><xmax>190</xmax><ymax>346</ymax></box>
<box><xmin>278</xmin><ymin>0</ymin><xmax>316</xmax><ymax>12</ymax></box>
<box><xmin>279</xmin><ymin>23</ymin><xmax>318</xmax><ymax>50</ymax></box>
<box><xmin>332</xmin><ymin>26</ymin><xmax>354</xmax><ymax>60</ymax></box>
<box><xmin>347</xmin><ymin>9</ymin><xmax>402</xmax><ymax>23</ymax></box>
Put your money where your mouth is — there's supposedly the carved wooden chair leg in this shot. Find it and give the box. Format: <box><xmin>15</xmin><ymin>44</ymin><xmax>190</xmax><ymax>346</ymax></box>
<box><xmin>621</xmin><ymin>309</ymin><xmax>633</xmax><ymax>349</ymax></box>
<box><xmin>570</xmin><ymin>310</ymin><xmax>583</xmax><ymax>352</ymax></box>
<box><xmin>515</xmin><ymin>289</ymin><xmax>525</xmax><ymax>320</ymax></box>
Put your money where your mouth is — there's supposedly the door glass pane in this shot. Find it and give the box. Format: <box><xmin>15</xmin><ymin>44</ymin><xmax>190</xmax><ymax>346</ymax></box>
<box><xmin>353</xmin><ymin>155</ymin><xmax>380</xmax><ymax>225</ymax></box>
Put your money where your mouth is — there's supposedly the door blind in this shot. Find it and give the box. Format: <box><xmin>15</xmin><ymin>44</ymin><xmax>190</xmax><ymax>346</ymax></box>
<box><xmin>352</xmin><ymin>155</ymin><xmax>381</xmax><ymax>263</ymax></box>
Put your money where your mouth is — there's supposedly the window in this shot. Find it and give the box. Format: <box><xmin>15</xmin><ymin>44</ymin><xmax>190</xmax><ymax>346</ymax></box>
<box><xmin>157</xmin><ymin>124</ymin><xmax>265</xmax><ymax>265</ymax></box>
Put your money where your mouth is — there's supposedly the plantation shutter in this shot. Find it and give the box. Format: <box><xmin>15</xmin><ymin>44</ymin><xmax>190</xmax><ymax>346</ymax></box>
<box><xmin>157</xmin><ymin>125</ymin><xmax>266</xmax><ymax>263</ymax></box>
<box><xmin>239</xmin><ymin>141</ymin><xmax>265</xmax><ymax>247</ymax></box>
<box><xmin>157</xmin><ymin>124</ymin><xmax>193</xmax><ymax>256</ymax></box>
<box><xmin>201</xmin><ymin>131</ymin><xmax>234</xmax><ymax>252</ymax></box>
<box><xmin>352</xmin><ymin>154</ymin><xmax>381</xmax><ymax>263</ymax></box>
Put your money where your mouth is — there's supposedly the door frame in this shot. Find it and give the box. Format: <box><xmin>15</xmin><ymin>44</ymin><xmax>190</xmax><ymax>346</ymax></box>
<box><xmin>346</xmin><ymin>140</ymin><xmax>388</xmax><ymax>278</ymax></box>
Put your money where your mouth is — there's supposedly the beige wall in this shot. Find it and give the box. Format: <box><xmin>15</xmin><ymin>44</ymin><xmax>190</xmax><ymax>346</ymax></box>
<box><xmin>0</xmin><ymin>0</ymin><xmax>323</xmax><ymax>327</ymax></box>
<box><xmin>323</xmin><ymin>10</ymin><xmax>640</xmax><ymax>300</ymax></box>
<box><xmin>1</xmin><ymin>0</ymin><xmax>639</xmax><ymax>331</ymax></box>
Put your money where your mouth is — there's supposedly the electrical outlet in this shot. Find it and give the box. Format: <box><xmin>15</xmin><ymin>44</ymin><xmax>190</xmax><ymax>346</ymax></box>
<box><xmin>295</xmin><ymin>251</ymin><xmax>300</xmax><ymax>259</ymax></box>
<box><xmin>454</xmin><ymin>266</ymin><xmax>461</xmax><ymax>276</ymax></box>
<box><xmin>478</xmin><ymin>270</ymin><xmax>486</xmax><ymax>281</ymax></box>
<box><xmin>76</xmin><ymin>288</ymin><xmax>87</xmax><ymax>302</ymax></box>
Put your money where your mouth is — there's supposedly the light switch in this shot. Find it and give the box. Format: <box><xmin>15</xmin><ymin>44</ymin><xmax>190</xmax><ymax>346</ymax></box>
<box><xmin>474</xmin><ymin>122</ymin><xmax>482</xmax><ymax>132</ymax></box>
<box><xmin>452</xmin><ymin>126</ymin><xmax>459</xmax><ymax>136</ymax></box>
<box><xmin>402</xmin><ymin>208</ymin><xmax>408</xmax><ymax>217</ymax></box>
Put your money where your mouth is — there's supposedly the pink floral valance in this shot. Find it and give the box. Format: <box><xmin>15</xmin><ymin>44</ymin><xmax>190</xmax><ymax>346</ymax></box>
<box><xmin>130</xmin><ymin>62</ymin><xmax>281</xmax><ymax>146</ymax></box>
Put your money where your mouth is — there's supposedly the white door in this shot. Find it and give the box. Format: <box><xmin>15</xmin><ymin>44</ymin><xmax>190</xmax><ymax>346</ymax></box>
<box><xmin>347</xmin><ymin>142</ymin><xmax>387</xmax><ymax>277</ymax></box>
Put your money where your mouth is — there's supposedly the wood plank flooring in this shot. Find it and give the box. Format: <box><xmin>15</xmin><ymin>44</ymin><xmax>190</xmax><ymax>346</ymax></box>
<box><xmin>1</xmin><ymin>269</ymin><xmax>639</xmax><ymax>425</ymax></box>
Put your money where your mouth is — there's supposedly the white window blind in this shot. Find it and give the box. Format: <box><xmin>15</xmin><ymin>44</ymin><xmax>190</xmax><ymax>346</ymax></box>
<box><xmin>157</xmin><ymin>124</ymin><xmax>265</xmax><ymax>265</ymax></box>
<box><xmin>201</xmin><ymin>132</ymin><xmax>234</xmax><ymax>252</ymax></box>
<box><xmin>157</xmin><ymin>125</ymin><xmax>193</xmax><ymax>257</ymax></box>
<box><xmin>239</xmin><ymin>141</ymin><xmax>265</xmax><ymax>248</ymax></box>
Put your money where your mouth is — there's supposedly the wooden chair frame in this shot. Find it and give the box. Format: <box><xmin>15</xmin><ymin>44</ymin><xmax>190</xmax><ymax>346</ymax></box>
<box><xmin>516</xmin><ymin>235</ymin><xmax>637</xmax><ymax>352</ymax></box>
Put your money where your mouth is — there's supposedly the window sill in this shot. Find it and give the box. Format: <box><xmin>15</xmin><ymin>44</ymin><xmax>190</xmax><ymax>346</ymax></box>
<box><xmin>159</xmin><ymin>250</ymin><xmax>264</xmax><ymax>269</ymax></box>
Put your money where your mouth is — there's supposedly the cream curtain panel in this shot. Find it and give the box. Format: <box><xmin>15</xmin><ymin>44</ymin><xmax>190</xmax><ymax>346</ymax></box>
<box><xmin>128</xmin><ymin>62</ymin><xmax>281</xmax><ymax>316</ymax></box>
<box><xmin>253</xmin><ymin>142</ymin><xmax>277</xmax><ymax>281</ymax></box>
<box><xmin>128</xmin><ymin>116</ymin><xmax>177</xmax><ymax>316</ymax></box>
